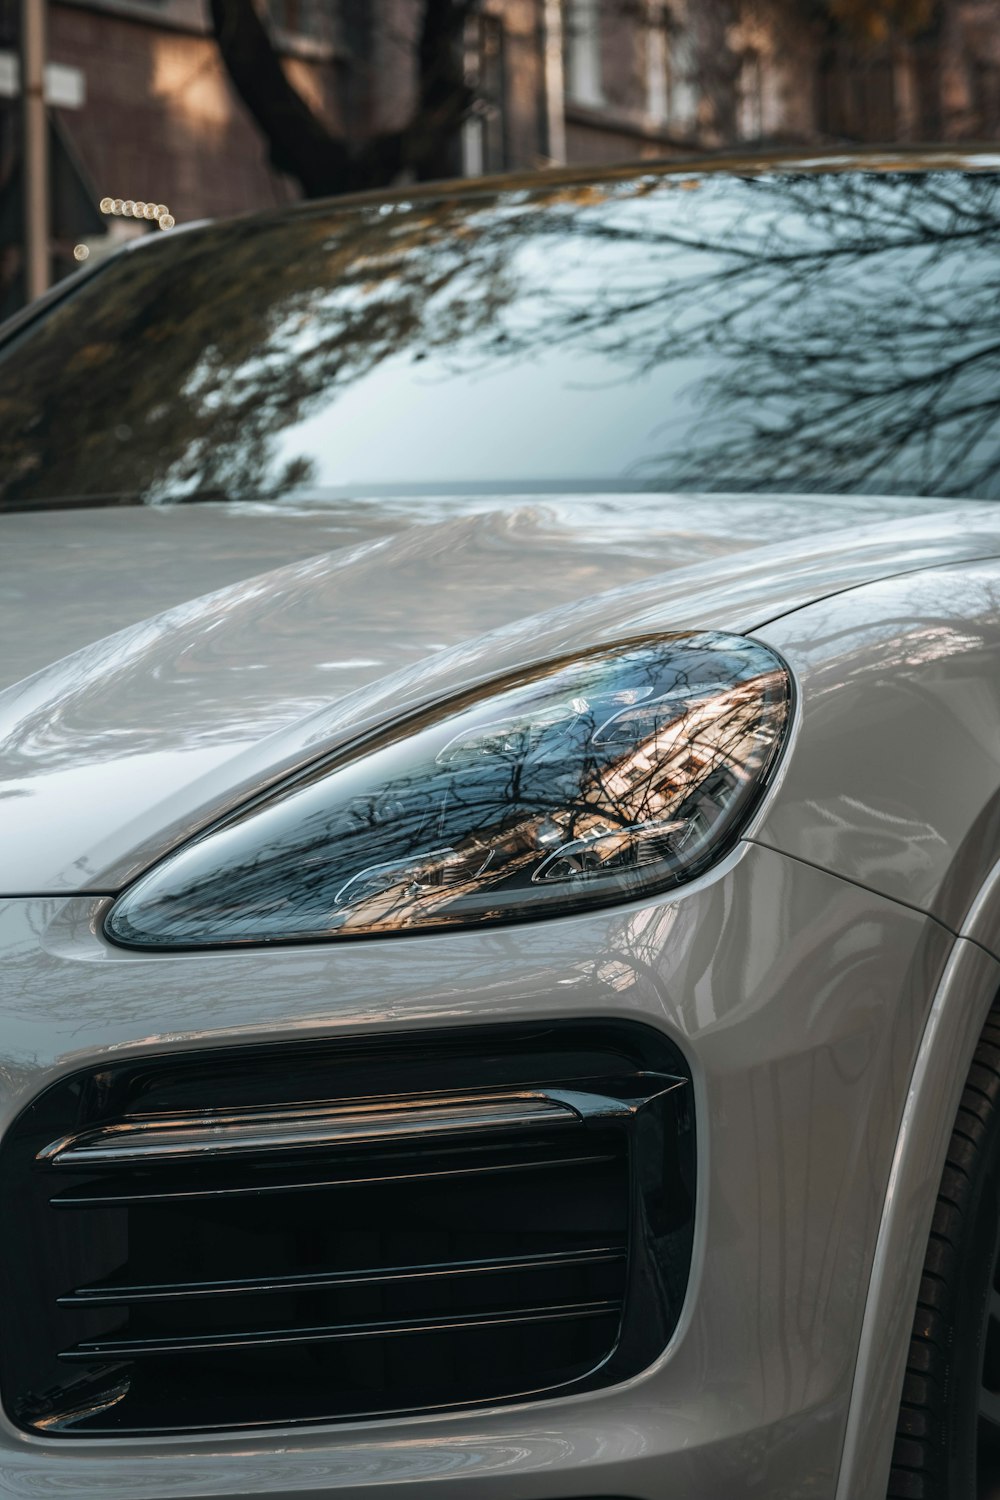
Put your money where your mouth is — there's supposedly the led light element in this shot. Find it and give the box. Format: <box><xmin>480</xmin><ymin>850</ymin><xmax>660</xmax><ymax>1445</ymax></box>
<box><xmin>106</xmin><ymin>633</ymin><xmax>790</xmax><ymax>948</ymax></box>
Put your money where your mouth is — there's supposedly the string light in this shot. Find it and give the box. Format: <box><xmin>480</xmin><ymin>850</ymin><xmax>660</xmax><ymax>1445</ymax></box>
<box><xmin>99</xmin><ymin>196</ymin><xmax>176</xmax><ymax>230</ymax></box>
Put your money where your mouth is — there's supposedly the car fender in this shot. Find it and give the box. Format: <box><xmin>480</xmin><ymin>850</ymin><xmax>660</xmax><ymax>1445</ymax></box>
<box><xmin>751</xmin><ymin>555</ymin><xmax>1000</xmax><ymax>933</ymax></box>
<box><xmin>749</xmin><ymin>558</ymin><xmax>1000</xmax><ymax>1494</ymax></box>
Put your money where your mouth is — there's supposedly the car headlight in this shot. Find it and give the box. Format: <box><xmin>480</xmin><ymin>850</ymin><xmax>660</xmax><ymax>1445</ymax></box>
<box><xmin>106</xmin><ymin>632</ymin><xmax>790</xmax><ymax>948</ymax></box>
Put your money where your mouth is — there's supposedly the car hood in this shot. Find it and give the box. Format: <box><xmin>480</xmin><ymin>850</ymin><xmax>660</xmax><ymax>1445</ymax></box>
<box><xmin>1</xmin><ymin>490</ymin><xmax>996</xmax><ymax>896</ymax></box>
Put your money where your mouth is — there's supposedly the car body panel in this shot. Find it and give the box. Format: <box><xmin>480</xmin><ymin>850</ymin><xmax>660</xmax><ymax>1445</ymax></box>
<box><xmin>0</xmin><ymin>499</ymin><xmax>996</xmax><ymax>896</ymax></box>
<box><xmin>4</xmin><ymin>489</ymin><xmax>951</xmax><ymax>696</ymax></box>
<box><xmin>0</xmin><ymin>842</ymin><xmax>953</xmax><ymax>1499</ymax></box>
<box><xmin>752</xmin><ymin>559</ymin><xmax>1000</xmax><ymax>934</ymax></box>
<box><xmin>1</xmin><ymin>491</ymin><xmax>794</xmax><ymax>694</ymax></box>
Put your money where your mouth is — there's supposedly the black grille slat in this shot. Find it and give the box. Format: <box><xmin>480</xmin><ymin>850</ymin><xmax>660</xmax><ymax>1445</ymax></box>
<box><xmin>61</xmin><ymin>1299</ymin><xmax>622</xmax><ymax>1359</ymax></box>
<box><xmin>60</xmin><ymin>1243</ymin><xmax>626</xmax><ymax>1306</ymax></box>
<box><xmin>49</xmin><ymin>1146</ymin><xmax>620</xmax><ymax>1208</ymax></box>
<box><xmin>0</xmin><ymin>1022</ymin><xmax>695</xmax><ymax>1436</ymax></box>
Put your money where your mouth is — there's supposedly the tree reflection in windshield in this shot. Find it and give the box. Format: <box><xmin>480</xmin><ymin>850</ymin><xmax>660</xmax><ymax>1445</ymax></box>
<box><xmin>2</xmin><ymin>164</ymin><xmax>1000</xmax><ymax>508</ymax></box>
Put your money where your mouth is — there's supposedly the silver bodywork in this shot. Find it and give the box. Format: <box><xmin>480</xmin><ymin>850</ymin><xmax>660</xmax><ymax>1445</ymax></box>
<box><xmin>3</xmin><ymin>492</ymin><xmax>1000</xmax><ymax>1497</ymax></box>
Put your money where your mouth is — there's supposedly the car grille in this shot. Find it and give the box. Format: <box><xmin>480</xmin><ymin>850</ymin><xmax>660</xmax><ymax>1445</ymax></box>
<box><xmin>0</xmin><ymin>1021</ymin><xmax>694</xmax><ymax>1436</ymax></box>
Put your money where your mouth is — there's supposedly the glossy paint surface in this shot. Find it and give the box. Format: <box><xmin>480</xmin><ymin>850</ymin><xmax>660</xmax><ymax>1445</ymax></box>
<box><xmin>753</xmin><ymin>558</ymin><xmax>1000</xmax><ymax>933</ymax></box>
<box><xmin>0</xmin><ymin>498</ymin><xmax>994</xmax><ymax>895</ymax></box>
<box><xmin>0</xmin><ymin>491</ymin><xmax>950</xmax><ymax>691</ymax></box>
<box><xmin>0</xmin><ymin>843</ymin><xmax>952</xmax><ymax>1497</ymax></box>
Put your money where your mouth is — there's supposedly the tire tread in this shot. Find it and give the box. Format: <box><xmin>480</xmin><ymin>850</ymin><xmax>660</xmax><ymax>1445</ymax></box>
<box><xmin>886</xmin><ymin>995</ymin><xmax>1000</xmax><ymax>1498</ymax></box>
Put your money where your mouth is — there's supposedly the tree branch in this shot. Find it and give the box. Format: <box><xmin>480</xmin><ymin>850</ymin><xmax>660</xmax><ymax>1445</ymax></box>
<box><xmin>210</xmin><ymin>0</ymin><xmax>478</xmax><ymax>200</ymax></box>
<box><xmin>209</xmin><ymin>0</ymin><xmax>371</xmax><ymax>197</ymax></box>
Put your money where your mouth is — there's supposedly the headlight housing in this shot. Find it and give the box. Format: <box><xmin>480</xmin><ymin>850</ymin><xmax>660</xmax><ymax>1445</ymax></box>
<box><xmin>106</xmin><ymin>632</ymin><xmax>790</xmax><ymax>948</ymax></box>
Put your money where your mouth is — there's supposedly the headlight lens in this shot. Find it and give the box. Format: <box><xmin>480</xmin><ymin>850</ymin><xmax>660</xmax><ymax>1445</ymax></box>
<box><xmin>106</xmin><ymin>632</ymin><xmax>790</xmax><ymax>948</ymax></box>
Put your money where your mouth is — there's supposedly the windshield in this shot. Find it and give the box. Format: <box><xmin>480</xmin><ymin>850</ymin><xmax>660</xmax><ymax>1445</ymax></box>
<box><xmin>3</xmin><ymin>166</ymin><xmax>1000</xmax><ymax>509</ymax></box>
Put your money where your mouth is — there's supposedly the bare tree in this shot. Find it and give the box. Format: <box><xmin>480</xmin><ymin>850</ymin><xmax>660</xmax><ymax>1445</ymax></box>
<box><xmin>209</xmin><ymin>0</ymin><xmax>479</xmax><ymax>197</ymax></box>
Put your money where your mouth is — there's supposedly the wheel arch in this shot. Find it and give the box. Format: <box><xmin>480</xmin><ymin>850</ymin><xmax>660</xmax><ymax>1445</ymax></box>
<box><xmin>836</xmin><ymin>919</ymin><xmax>1000</xmax><ymax>1499</ymax></box>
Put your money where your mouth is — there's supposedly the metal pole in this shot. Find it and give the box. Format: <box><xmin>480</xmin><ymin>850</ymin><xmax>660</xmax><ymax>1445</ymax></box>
<box><xmin>21</xmin><ymin>0</ymin><xmax>49</xmax><ymax>300</ymax></box>
<box><xmin>542</xmin><ymin>0</ymin><xmax>566</xmax><ymax>165</ymax></box>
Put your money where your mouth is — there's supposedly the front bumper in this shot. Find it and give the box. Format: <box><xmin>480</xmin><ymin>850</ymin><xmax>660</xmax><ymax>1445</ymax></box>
<box><xmin>0</xmin><ymin>840</ymin><xmax>951</xmax><ymax>1499</ymax></box>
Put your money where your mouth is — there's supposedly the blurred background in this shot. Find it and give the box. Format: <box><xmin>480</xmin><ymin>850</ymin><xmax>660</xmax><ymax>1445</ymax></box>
<box><xmin>1</xmin><ymin>0</ymin><xmax>998</xmax><ymax>317</ymax></box>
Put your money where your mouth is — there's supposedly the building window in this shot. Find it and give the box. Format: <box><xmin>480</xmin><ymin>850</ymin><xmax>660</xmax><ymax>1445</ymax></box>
<box><xmin>820</xmin><ymin>43</ymin><xmax>897</xmax><ymax>142</ymax></box>
<box><xmin>462</xmin><ymin>12</ymin><xmax>507</xmax><ymax>176</ymax></box>
<box><xmin>268</xmin><ymin>0</ymin><xmax>334</xmax><ymax>44</ymax></box>
<box><xmin>972</xmin><ymin>58</ymin><xmax>1000</xmax><ymax>137</ymax></box>
<box><xmin>566</xmin><ymin>0</ymin><xmax>603</xmax><ymax>107</ymax></box>
<box><xmin>738</xmin><ymin>48</ymin><xmax>763</xmax><ymax>140</ymax></box>
<box><xmin>645</xmin><ymin>0</ymin><xmax>671</xmax><ymax>122</ymax></box>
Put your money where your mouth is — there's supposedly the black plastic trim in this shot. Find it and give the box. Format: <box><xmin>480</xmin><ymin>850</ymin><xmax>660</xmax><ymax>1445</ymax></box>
<box><xmin>0</xmin><ymin>1020</ymin><xmax>695</xmax><ymax>1437</ymax></box>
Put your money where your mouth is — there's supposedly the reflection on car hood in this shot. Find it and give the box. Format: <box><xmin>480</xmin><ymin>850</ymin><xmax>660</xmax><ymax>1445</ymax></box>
<box><xmin>0</xmin><ymin>491</ymin><xmax>989</xmax><ymax>895</ymax></box>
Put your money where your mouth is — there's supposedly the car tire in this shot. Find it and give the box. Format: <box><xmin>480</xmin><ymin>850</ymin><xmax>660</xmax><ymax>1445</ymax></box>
<box><xmin>888</xmin><ymin>998</ymin><xmax>1000</xmax><ymax>1499</ymax></box>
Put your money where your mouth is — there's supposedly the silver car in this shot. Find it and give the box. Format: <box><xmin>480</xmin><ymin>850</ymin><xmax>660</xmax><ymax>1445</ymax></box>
<box><xmin>1</xmin><ymin>149</ymin><xmax>1000</xmax><ymax>1500</ymax></box>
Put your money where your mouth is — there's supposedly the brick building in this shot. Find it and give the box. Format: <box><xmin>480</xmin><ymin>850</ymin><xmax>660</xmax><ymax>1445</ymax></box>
<box><xmin>1</xmin><ymin>0</ymin><xmax>999</xmax><ymax>312</ymax></box>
